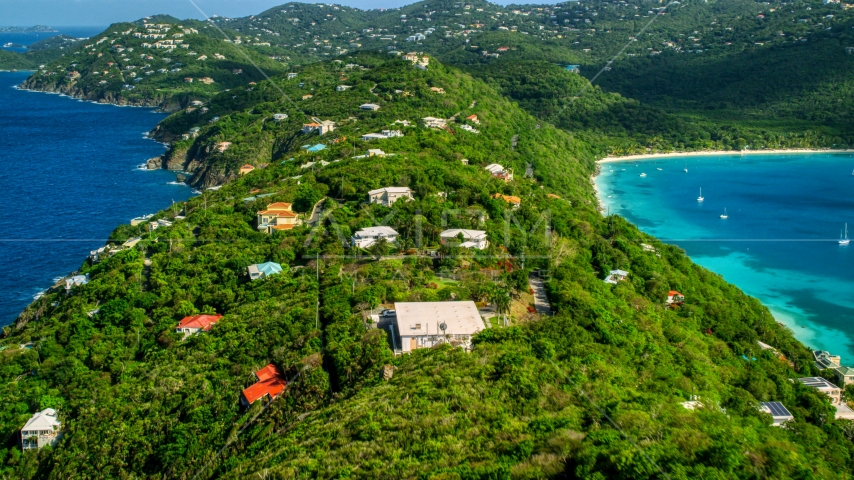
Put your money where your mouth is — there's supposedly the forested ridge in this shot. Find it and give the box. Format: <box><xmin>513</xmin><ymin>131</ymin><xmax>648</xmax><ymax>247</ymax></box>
<box><xmin>2</xmin><ymin>52</ymin><xmax>854</xmax><ymax>479</ymax></box>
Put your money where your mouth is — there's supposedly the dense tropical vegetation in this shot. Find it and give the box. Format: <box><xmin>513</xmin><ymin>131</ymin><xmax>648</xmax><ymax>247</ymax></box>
<box><xmin>2</xmin><ymin>51</ymin><xmax>854</xmax><ymax>479</ymax></box>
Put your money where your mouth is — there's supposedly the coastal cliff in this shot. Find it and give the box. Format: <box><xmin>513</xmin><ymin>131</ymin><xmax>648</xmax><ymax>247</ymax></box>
<box><xmin>20</xmin><ymin>76</ymin><xmax>185</xmax><ymax>111</ymax></box>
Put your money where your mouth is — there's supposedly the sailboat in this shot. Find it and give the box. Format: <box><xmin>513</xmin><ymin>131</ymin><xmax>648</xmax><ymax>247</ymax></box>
<box><xmin>841</xmin><ymin>223</ymin><xmax>850</xmax><ymax>246</ymax></box>
<box><xmin>639</xmin><ymin>172</ymin><xmax>647</xmax><ymax>177</ymax></box>
<box><xmin>720</xmin><ymin>208</ymin><xmax>728</xmax><ymax>219</ymax></box>
<box><xmin>697</xmin><ymin>188</ymin><xmax>704</xmax><ymax>202</ymax></box>
<box><xmin>684</xmin><ymin>161</ymin><xmax>688</xmax><ymax>173</ymax></box>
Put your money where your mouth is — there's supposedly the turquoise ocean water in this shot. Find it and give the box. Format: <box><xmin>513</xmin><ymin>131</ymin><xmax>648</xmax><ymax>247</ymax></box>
<box><xmin>595</xmin><ymin>152</ymin><xmax>854</xmax><ymax>360</ymax></box>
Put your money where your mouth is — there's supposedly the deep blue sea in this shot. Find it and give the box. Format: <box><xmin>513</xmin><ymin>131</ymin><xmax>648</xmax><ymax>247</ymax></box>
<box><xmin>596</xmin><ymin>153</ymin><xmax>854</xmax><ymax>361</ymax></box>
<box><xmin>0</xmin><ymin>71</ymin><xmax>192</xmax><ymax>324</ymax></box>
<box><xmin>0</xmin><ymin>27</ymin><xmax>104</xmax><ymax>53</ymax></box>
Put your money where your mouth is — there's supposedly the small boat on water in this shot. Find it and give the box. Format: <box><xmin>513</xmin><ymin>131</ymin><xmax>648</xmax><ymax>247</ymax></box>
<box><xmin>639</xmin><ymin>173</ymin><xmax>647</xmax><ymax>177</ymax></box>
<box><xmin>684</xmin><ymin>161</ymin><xmax>688</xmax><ymax>173</ymax></box>
<box><xmin>720</xmin><ymin>208</ymin><xmax>728</xmax><ymax>219</ymax></box>
<box><xmin>697</xmin><ymin>188</ymin><xmax>704</xmax><ymax>202</ymax></box>
<box><xmin>657</xmin><ymin>168</ymin><xmax>663</xmax><ymax>171</ymax></box>
<box><xmin>841</xmin><ymin>223</ymin><xmax>850</xmax><ymax>246</ymax></box>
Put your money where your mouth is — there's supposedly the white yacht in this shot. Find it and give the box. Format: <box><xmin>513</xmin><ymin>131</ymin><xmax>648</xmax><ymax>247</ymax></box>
<box><xmin>720</xmin><ymin>208</ymin><xmax>728</xmax><ymax>219</ymax></box>
<box><xmin>697</xmin><ymin>188</ymin><xmax>704</xmax><ymax>202</ymax></box>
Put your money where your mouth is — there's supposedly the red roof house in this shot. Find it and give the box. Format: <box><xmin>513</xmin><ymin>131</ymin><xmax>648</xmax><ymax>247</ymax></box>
<box><xmin>666</xmin><ymin>291</ymin><xmax>685</xmax><ymax>305</ymax></box>
<box><xmin>241</xmin><ymin>364</ymin><xmax>287</xmax><ymax>407</ymax></box>
<box><xmin>176</xmin><ymin>314</ymin><xmax>222</xmax><ymax>334</ymax></box>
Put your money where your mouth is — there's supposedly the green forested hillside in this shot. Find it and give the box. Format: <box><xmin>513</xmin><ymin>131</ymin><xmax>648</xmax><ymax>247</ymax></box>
<box><xmin>2</xmin><ymin>53</ymin><xmax>852</xmax><ymax>479</ymax></box>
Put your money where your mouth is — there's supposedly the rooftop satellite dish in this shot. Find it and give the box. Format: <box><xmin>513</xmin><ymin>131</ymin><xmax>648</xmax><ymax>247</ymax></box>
<box><xmin>439</xmin><ymin>322</ymin><xmax>447</xmax><ymax>333</ymax></box>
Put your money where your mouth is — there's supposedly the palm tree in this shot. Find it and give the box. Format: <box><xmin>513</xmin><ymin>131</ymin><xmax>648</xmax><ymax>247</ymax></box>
<box><xmin>489</xmin><ymin>287</ymin><xmax>512</xmax><ymax>327</ymax></box>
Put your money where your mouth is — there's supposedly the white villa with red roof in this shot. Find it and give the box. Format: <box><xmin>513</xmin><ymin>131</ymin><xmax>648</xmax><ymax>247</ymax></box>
<box><xmin>176</xmin><ymin>314</ymin><xmax>223</xmax><ymax>335</ymax></box>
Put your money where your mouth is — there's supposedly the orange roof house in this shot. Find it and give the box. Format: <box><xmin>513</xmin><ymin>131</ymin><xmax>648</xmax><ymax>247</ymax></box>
<box><xmin>239</xmin><ymin>164</ymin><xmax>255</xmax><ymax>175</ymax></box>
<box><xmin>241</xmin><ymin>364</ymin><xmax>287</xmax><ymax>407</ymax></box>
<box><xmin>492</xmin><ymin>193</ymin><xmax>521</xmax><ymax>209</ymax></box>
<box><xmin>257</xmin><ymin>202</ymin><xmax>301</xmax><ymax>233</ymax></box>
<box><xmin>466</xmin><ymin>114</ymin><xmax>480</xmax><ymax>124</ymax></box>
<box><xmin>176</xmin><ymin>314</ymin><xmax>223</xmax><ymax>335</ymax></box>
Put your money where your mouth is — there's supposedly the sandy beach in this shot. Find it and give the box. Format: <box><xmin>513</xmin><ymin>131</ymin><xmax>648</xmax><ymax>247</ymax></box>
<box><xmin>598</xmin><ymin>148</ymin><xmax>854</xmax><ymax>164</ymax></box>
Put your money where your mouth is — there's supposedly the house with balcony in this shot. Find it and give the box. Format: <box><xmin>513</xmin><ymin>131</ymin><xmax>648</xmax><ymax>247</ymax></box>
<box><xmin>257</xmin><ymin>202</ymin><xmax>301</xmax><ymax>233</ymax></box>
<box><xmin>20</xmin><ymin>409</ymin><xmax>62</xmax><ymax>450</ymax></box>
<box><xmin>367</xmin><ymin>187</ymin><xmax>414</xmax><ymax>206</ymax></box>
<box><xmin>666</xmin><ymin>290</ymin><xmax>685</xmax><ymax>305</ymax></box>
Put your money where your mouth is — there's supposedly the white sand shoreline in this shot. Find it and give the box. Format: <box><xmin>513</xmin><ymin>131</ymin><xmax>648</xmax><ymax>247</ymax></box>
<box><xmin>598</xmin><ymin>148</ymin><xmax>854</xmax><ymax>164</ymax></box>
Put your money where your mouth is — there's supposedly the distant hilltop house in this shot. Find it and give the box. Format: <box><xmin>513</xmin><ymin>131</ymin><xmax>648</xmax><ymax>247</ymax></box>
<box><xmin>216</xmin><ymin>142</ymin><xmax>231</xmax><ymax>153</ymax></box>
<box><xmin>241</xmin><ymin>364</ymin><xmax>287</xmax><ymax>408</ymax></box>
<box><xmin>465</xmin><ymin>114</ymin><xmax>480</xmax><ymax>124</ymax></box>
<box><xmin>257</xmin><ymin>202</ymin><xmax>301</xmax><ymax>233</ymax></box>
<box><xmin>439</xmin><ymin>229</ymin><xmax>488</xmax><ymax>250</ymax></box>
<box><xmin>485</xmin><ymin>164</ymin><xmax>513</xmax><ymax>182</ymax></box>
<box><xmin>336</xmin><ymin>85</ymin><xmax>352</xmax><ymax>91</ymax></box>
<box><xmin>239</xmin><ymin>164</ymin><xmax>255</xmax><ymax>175</ymax></box>
<box><xmin>247</xmin><ymin>261</ymin><xmax>283</xmax><ymax>280</ymax></box>
<box><xmin>367</xmin><ymin>186</ymin><xmax>414</xmax><ymax>207</ymax></box>
<box><xmin>491</xmin><ymin>193</ymin><xmax>521</xmax><ymax>209</ymax></box>
<box><xmin>20</xmin><ymin>409</ymin><xmax>62</xmax><ymax>451</ymax></box>
<box><xmin>422</xmin><ymin>117</ymin><xmax>447</xmax><ymax>128</ymax></box>
<box><xmin>565</xmin><ymin>64</ymin><xmax>581</xmax><ymax>73</ymax></box>
<box><xmin>176</xmin><ymin>314</ymin><xmax>222</xmax><ymax>336</ymax></box>
<box><xmin>301</xmin><ymin>94</ymin><xmax>313</xmax><ymax>100</ymax></box>
<box><xmin>666</xmin><ymin>290</ymin><xmax>685</xmax><ymax>305</ymax></box>
<box><xmin>352</xmin><ymin>226</ymin><xmax>399</xmax><ymax>248</ymax></box>
<box><xmin>198</xmin><ymin>77</ymin><xmax>215</xmax><ymax>84</ymax></box>
<box><xmin>367</xmin><ymin>149</ymin><xmax>386</xmax><ymax>157</ymax></box>
<box><xmin>302</xmin><ymin>120</ymin><xmax>335</xmax><ymax>135</ymax></box>
<box><xmin>65</xmin><ymin>274</ymin><xmax>89</xmax><ymax>293</ymax></box>
<box><xmin>232</xmin><ymin>68</ymin><xmax>242</xmax><ymax>74</ymax></box>
<box><xmin>360</xmin><ymin>103</ymin><xmax>381</xmax><ymax>111</ymax></box>
<box><xmin>430</xmin><ymin>86</ymin><xmax>445</xmax><ymax>94</ymax></box>
<box><xmin>273</xmin><ymin>113</ymin><xmax>288</xmax><ymax>121</ymax></box>
<box><xmin>382</xmin><ymin>301</ymin><xmax>486</xmax><ymax>353</ymax></box>
<box><xmin>759</xmin><ymin>402</ymin><xmax>794</xmax><ymax>427</ymax></box>
<box><xmin>287</xmin><ymin>72</ymin><xmax>298</xmax><ymax>79</ymax></box>
<box><xmin>604</xmin><ymin>269</ymin><xmax>629</xmax><ymax>284</ymax></box>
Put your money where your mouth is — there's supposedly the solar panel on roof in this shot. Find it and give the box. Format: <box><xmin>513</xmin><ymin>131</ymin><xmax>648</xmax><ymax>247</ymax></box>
<box><xmin>761</xmin><ymin>401</ymin><xmax>791</xmax><ymax>417</ymax></box>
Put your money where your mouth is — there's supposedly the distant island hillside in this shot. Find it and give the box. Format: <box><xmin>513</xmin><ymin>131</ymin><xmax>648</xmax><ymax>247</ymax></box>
<box><xmin>2</xmin><ymin>51</ymin><xmax>853</xmax><ymax>479</ymax></box>
<box><xmin>0</xmin><ymin>26</ymin><xmax>58</xmax><ymax>33</ymax></box>
<box><xmin>13</xmin><ymin>0</ymin><xmax>854</xmax><ymax>152</ymax></box>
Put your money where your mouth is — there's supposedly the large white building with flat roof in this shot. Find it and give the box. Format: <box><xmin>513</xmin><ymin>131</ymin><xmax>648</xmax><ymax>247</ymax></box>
<box><xmin>391</xmin><ymin>301</ymin><xmax>486</xmax><ymax>353</ymax></box>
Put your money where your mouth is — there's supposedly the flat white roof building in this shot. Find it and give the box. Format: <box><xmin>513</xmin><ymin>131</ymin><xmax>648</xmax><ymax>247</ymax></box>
<box><xmin>353</xmin><ymin>226</ymin><xmax>399</xmax><ymax>248</ymax></box>
<box><xmin>392</xmin><ymin>301</ymin><xmax>486</xmax><ymax>353</ymax></box>
<box><xmin>439</xmin><ymin>229</ymin><xmax>488</xmax><ymax>250</ymax></box>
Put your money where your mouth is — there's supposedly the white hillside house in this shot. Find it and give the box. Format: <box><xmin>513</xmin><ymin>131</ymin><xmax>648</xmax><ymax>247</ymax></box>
<box><xmin>387</xmin><ymin>301</ymin><xmax>486</xmax><ymax>353</ymax></box>
<box><xmin>352</xmin><ymin>226</ymin><xmax>399</xmax><ymax>248</ymax></box>
<box><xmin>439</xmin><ymin>229</ymin><xmax>488</xmax><ymax>249</ymax></box>
<box><xmin>21</xmin><ymin>409</ymin><xmax>62</xmax><ymax>450</ymax></box>
<box><xmin>367</xmin><ymin>187</ymin><xmax>414</xmax><ymax>206</ymax></box>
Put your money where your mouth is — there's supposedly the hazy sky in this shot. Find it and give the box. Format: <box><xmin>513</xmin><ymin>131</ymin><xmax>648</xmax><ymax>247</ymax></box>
<box><xmin>1</xmin><ymin>0</ymin><xmax>551</xmax><ymax>26</ymax></box>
